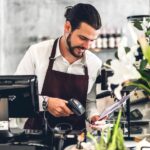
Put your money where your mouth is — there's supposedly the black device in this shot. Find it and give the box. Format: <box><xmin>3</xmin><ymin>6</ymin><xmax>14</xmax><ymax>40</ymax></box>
<box><xmin>0</xmin><ymin>75</ymin><xmax>39</xmax><ymax>139</ymax></box>
<box><xmin>100</xmin><ymin>68</ymin><xmax>113</xmax><ymax>90</ymax></box>
<box><xmin>67</xmin><ymin>98</ymin><xmax>85</xmax><ymax>116</ymax></box>
<box><xmin>0</xmin><ymin>145</ymin><xmax>36</xmax><ymax>150</ymax></box>
<box><xmin>130</xmin><ymin>126</ymin><xmax>143</xmax><ymax>134</ymax></box>
<box><xmin>0</xmin><ymin>75</ymin><xmax>39</xmax><ymax>117</ymax></box>
<box><xmin>130</xmin><ymin>109</ymin><xmax>143</xmax><ymax>120</ymax></box>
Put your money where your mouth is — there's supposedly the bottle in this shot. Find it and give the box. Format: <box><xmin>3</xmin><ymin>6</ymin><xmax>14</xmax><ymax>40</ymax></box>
<box><xmin>115</xmin><ymin>28</ymin><xmax>122</xmax><ymax>48</ymax></box>
<box><xmin>96</xmin><ymin>35</ymin><xmax>102</xmax><ymax>49</ymax></box>
<box><xmin>108</xmin><ymin>27</ymin><xmax>116</xmax><ymax>49</ymax></box>
<box><xmin>102</xmin><ymin>28</ymin><xmax>108</xmax><ymax>49</ymax></box>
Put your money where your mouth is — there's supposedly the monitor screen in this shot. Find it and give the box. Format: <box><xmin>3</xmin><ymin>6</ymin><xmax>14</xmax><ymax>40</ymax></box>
<box><xmin>0</xmin><ymin>98</ymin><xmax>9</xmax><ymax>130</ymax></box>
<box><xmin>0</xmin><ymin>75</ymin><xmax>39</xmax><ymax>118</ymax></box>
<box><xmin>0</xmin><ymin>98</ymin><xmax>8</xmax><ymax>121</ymax></box>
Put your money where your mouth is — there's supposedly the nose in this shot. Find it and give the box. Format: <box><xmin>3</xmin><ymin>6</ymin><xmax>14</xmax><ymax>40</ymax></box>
<box><xmin>82</xmin><ymin>40</ymin><xmax>93</xmax><ymax>49</ymax></box>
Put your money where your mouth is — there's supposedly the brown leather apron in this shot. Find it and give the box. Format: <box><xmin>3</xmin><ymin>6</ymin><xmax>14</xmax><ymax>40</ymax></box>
<box><xmin>24</xmin><ymin>38</ymin><xmax>89</xmax><ymax>130</ymax></box>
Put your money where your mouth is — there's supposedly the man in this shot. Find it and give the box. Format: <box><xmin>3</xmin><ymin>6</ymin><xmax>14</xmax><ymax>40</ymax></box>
<box><xmin>16</xmin><ymin>3</ymin><xmax>102</xmax><ymax>131</ymax></box>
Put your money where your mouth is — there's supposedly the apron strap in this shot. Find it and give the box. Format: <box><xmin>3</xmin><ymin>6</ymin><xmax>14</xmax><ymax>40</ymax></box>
<box><xmin>84</xmin><ymin>66</ymin><xmax>88</xmax><ymax>76</ymax></box>
<box><xmin>49</xmin><ymin>38</ymin><xmax>59</xmax><ymax>69</ymax></box>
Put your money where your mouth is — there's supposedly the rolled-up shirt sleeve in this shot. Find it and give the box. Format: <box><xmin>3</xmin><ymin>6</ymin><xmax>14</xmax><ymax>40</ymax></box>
<box><xmin>86</xmin><ymin>79</ymin><xmax>99</xmax><ymax>121</ymax></box>
<box><xmin>85</xmin><ymin>52</ymin><xmax>102</xmax><ymax>121</ymax></box>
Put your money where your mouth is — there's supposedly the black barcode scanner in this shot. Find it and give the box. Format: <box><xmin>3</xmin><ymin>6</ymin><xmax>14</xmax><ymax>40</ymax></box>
<box><xmin>67</xmin><ymin>98</ymin><xmax>85</xmax><ymax>116</ymax></box>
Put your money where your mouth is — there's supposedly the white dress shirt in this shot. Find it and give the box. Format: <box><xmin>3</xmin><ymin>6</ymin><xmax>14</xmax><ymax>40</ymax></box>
<box><xmin>15</xmin><ymin>38</ymin><xmax>102</xmax><ymax>120</ymax></box>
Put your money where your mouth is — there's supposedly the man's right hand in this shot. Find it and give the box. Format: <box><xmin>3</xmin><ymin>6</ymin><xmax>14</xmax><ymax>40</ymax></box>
<box><xmin>47</xmin><ymin>97</ymin><xmax>73</xmax><ymax>117</ymax></box>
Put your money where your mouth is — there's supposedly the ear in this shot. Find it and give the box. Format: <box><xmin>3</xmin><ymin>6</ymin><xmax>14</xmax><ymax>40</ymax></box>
<box><xmin>64</xmin><ymin>21</ymin><xmax>72</xmax><ymax>33</ymax></box>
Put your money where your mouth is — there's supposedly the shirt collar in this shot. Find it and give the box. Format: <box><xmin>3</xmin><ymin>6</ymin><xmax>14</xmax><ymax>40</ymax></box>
<box><xmin>54</xmin><ymin>37</ymin><xmax>86</xmax><ymax>65</ymax></box>
<box><xmin>54</xmin><ymin>37</ymin><xmax>61</xmax><ymax>58</ymax></box>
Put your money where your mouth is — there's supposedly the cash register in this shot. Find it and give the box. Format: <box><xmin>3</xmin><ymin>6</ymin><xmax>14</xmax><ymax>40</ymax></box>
<box><xmin>0</xmin><ymin>75</ymin><xmax>49</xmax><ymax>149</ymax></box>
<box><xmin>0</xmin><ymin>75</ymin><xmax>86</xmax><ymax>150</ymax></box>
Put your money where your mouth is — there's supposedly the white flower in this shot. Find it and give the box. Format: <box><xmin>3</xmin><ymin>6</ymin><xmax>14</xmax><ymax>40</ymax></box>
<box><xmin>118</xmin><ymin>46</ymin><xmax>138</xmax><ymax>65</ymax></box>
<box><xmin>107</xmin><ymin>35</ymin><xmax>142</xmax><ymax>99</ymax></box>
<box><xmin>108</xmin><ymin>53</ymin><xmax>141</xmax><ymax>99</ymax></box>
<box><xmin>141</xmin><ymin>18</ymin><xmax>150</xmax><ymax>32</ymax></box>
<box><xmin>107</xmin><ymin>17</ymin><xmax>150</xmax><ymax>99</ymax></box>
<box><xmin>128</xmin><ymin>22</ymin><xmax>145</xmax><ymax>44</ymax></box>
<box><xmin>114</xmin><ymin>84</ymin><xmax>123</xmax><ymax>99</ymax></box>
<box><xmin>109</xmin><ymin>58</ymin><xmax>141</xmax><ymax>81</ymax></box>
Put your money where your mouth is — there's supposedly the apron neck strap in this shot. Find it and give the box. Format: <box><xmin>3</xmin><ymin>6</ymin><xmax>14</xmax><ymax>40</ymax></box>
<box><xmin>84</xmin><ymin>66</ymin><xmax>88</xmax><ymax>75</ymax></box>
<box><xmin>49</xmin><ymin>38</ymin><xmax>59</xmax><ymax>69</ymax></box>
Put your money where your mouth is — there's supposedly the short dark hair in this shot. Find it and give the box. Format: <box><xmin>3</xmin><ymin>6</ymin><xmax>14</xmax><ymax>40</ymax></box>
<box><xmin>64</xmin><ymin>3</ymin><xmax>101</xmax><ymax>31</ymax></box>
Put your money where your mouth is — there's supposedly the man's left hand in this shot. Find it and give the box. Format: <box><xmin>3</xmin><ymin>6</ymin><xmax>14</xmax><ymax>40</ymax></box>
<box><xmin>90</xmin><ymin>115</ymin><xmax>108</xmax><ymax>130</ymax></box>
<box><xmin>90</xmin><ymin>115</ymin><xmax>101</xmax><ymax>124</ymax></box>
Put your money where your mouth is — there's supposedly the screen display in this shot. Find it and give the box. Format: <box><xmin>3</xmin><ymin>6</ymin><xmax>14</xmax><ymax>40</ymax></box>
<box><xmin>0</xmin><ymin>98</ymin><xmax>9</xmax><ymax>130</ymax></box>
<box><xmin>0</xmin><ymin>75</ymin><xmax>39</xmax><ymax>118</ymax></box>
<box><xmin>0</xmin><ymin>98</ymin><xmax>8</xmax><ymax>121</ymax></box>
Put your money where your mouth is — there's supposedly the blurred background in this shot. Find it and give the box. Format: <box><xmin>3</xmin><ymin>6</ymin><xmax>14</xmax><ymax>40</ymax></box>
<box><xmin>0</xmin><ymin>0</ymin><xmax>150</xmax><ymax>138</ymax></box>
<box><xmin>0</xmin><ymin>0</ymin><xmax>149</xmax><ymax>74</ymax></box>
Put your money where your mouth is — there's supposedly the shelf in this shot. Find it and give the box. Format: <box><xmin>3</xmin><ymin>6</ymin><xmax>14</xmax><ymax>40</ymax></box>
<box><xmin>108</xmin><ymin>119</ymin><xmax>150</xmax><ymax>126</ymax></box>
<box><xmin>130</xmin><ymin>98</ymin><xmax>150</xmax><ymax>105</ymax></box>
<box><xmin>90</xmin><ymin>48</ymin><xmax>117</xmax><ymax>53</ymax></box>
<box><xmin>124</xmin><ymin>133</ymin><xmax>150</xmax><ymax>138</ymax></box>
<box><xmin>122</xmin><ymin>119</ymin><xmax>150</xmax><ymax>123</ymax></box>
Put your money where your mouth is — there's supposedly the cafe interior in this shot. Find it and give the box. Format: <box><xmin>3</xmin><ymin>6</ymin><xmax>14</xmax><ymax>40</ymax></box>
<box><xmin>0</xmin><ymin>0</ymin><xmax>150</xmax><ymax>149</ymax></box>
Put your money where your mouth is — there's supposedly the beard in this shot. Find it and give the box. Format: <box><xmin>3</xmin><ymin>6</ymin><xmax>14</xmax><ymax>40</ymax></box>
<box><xmin>66</xmin><ymin>33</ymin><xmax>85</xmax><ymax>58</ymax></box>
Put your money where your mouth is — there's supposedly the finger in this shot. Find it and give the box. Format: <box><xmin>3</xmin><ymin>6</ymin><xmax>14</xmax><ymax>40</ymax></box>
<box><xmin>55</xmin><ymin>107</ymin><xmax>70</xmax><ymax>117</ymax></box>
<box><xmin>90</xmin><ymin>125</ymin><xmax>103</xmax><ymax>130</ymax></box>
<box><xmin>91</xmin><ymin>115</ymin><xmax>101</xmax><ymax>124</ymax></box>
<box><xmin>99</xmin><ymin>116</ymin><xmax>108</xmax><ymax>121</ymax></box>
<box><xmin>94</xmin><ymin>120</ymin><xmax>106</xmax><ymax>125</ymax></box>
<box><xmin>60</xmin><ymin>102</ymin><xmax>73</xmax><ymax>115</ymax></box>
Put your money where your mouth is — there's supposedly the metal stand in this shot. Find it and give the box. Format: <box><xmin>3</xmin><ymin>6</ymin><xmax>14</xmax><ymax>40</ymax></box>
<box><xmin>125</xmin><ymin>97</ymin><xmax>133</xmax><ymax>140</ymax></box>
<box><xmin>122</xmin><ymin>88</ymin><xmax>134</xmax><ymax>141</ymax></box>
<box><xmin>43</xmin><ymin>111</ymin><xmax>54</xmax><ymax>150</ymax></box>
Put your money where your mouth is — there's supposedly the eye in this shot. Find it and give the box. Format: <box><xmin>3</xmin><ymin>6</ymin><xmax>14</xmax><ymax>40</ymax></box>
<box><xmin>79</xmin><ymin>36</ymin><xmax>87</xmax><ymax>41</ymax></box>
<box><xmin>79</xmin><ymin>35</ymin><xmax>95</xmax><ymax>42</ymax></box>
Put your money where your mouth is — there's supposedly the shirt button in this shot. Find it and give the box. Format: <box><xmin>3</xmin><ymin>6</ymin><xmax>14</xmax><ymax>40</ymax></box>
<box><xmin>67</xmin><ymin>66</ymin><xmax>72</xmax><ymax>73</ymax></box>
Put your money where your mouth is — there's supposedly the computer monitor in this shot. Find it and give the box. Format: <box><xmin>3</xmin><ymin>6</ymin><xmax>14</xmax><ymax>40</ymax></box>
<box><xmin>0</xmin><ymin>98</ymin><xmax>9</xmax><ymax>132</ymax></box>
<box><xmin>0</xmin><ymin>75</ymin><xmax>39</xmax><ymax>118</ymax></box>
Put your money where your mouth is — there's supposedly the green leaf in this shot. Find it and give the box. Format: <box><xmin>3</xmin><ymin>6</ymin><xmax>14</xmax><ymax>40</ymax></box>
<box><xmin>127</xmin><ymin>78</ymin><xmax>150</xmax><ymax>88</ymax></box>
<box><xmin>99</xmin><ymin>131</ymin><xmax>107</xmax><ymax>150</ymax></box>
<box><xmin>138</xmin><ymin>69</ymin><xmax>150</xmax><ymax>82</ymax></box>
<box><xmin>107</xmin><ymin>143</ymin><xmax>116</xmax><ymax>150</ymax></box>
<box><xmin>106</xmin><ymin>127</ymin><xmax>112</xmax><ymax>144</ymax></box>
<box><xmin>124</xmin><ymin>47</ymin><xmax>131</xmax><ymax>53</ymax></box>
<box><xmin>116</xmin><ymin>128</ymin><xmax>126</xmax><ymax>150</ymax></box>
<box><xmin>139</xmin><ymin>59</ymin><xmax>148</xmax><ymax>70</ymax></box>
<box><xmin>146</xmin><ymin>18</ymin><xmax>150</xmax><ymax>22</ymax></box>
<box><xmin>145</xmin><ymin>30</ymin><xmax>150</xmax><ymax>37</ymax></box>
<box><xmin>108</xmin><ymin>109</ymin><xmax>123</xmax><ymax>150</ymax></box>
<box><xmin>87</xmin><ymin>132</ymin><xmax>100</xmax><ymax>150</ymax></box>
<box><xmin>124</xmin><ymin>80</ymin><xmax>150</xmax><ymax>95</ymax></box>
<box><xmin>144</xmin><ymin>46</ymin><xmax>150</xmax><ymax>64</ymax></box>
<box><xmin>133</xmin><ymin>21</ymin><xmax>143</xmax><ymax>30</ymax></box>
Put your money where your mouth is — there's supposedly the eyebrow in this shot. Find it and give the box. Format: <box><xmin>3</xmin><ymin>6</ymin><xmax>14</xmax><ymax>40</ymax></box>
<box><xmin>78</xmin><ymin>35</ymin><xmax>97</xmax><ymax>41</ymax></box>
